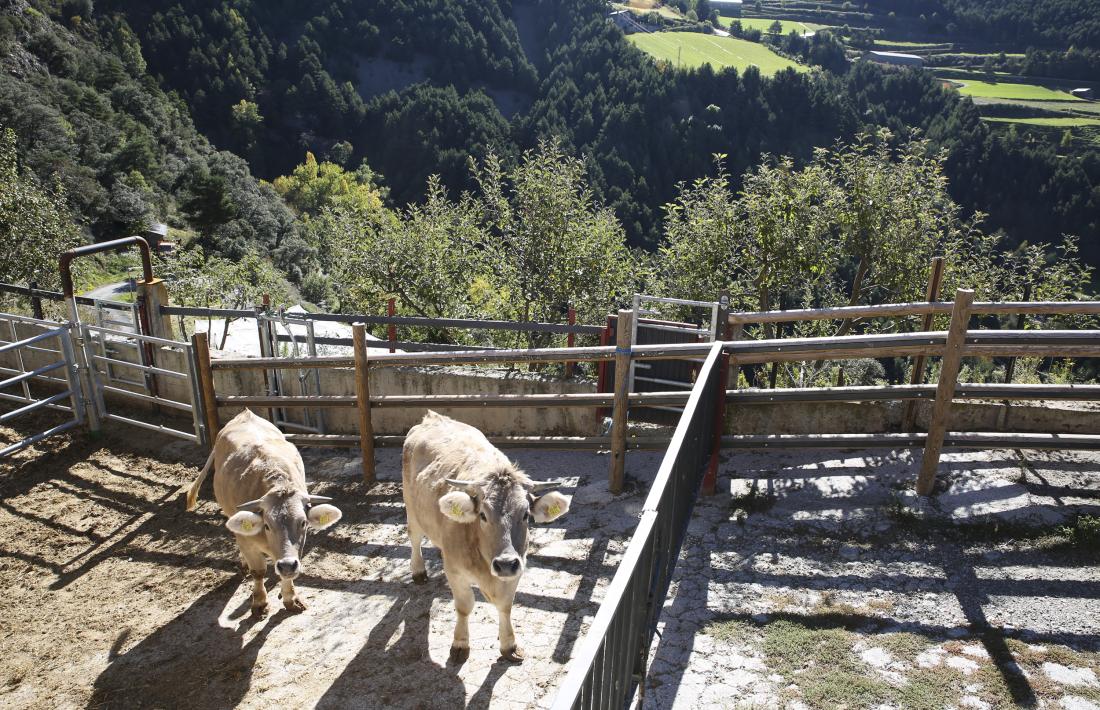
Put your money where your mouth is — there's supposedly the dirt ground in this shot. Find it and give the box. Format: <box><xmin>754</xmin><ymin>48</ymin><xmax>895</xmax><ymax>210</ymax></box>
<box><xmin>0</xmin><ymin>414</ymin><xmax>662</xmax><ymax>710</ymax></box>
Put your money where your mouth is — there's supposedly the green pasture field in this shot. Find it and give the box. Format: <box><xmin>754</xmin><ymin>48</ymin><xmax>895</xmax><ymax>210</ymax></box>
<box><xmin>983</xmin><ymin>116</ymin><xmax>1100</xmax><ymax>127</ymax></box>
<box><xmin>718</xmin><ymin>16</ymin><xmax>828</xmax><ymax>33</ymax></box>
<box><xmin>936</xmin><ymin>72</ymin><xmax>1084</xmax><ymax>102</ymax></box>
<box><xmin>628</xmin><ymin>31</ymin><xmax>806</xmax><ymax>74</ymax></box>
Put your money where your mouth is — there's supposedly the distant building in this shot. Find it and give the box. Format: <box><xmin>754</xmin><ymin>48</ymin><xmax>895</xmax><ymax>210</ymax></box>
<box><xmin>143</xmin><ymin>222</ymin><xmax>173</xmax><ymax>253</ymax></box>
<box><xmin>1071</xmin><ymin>88</ymin><xmax>1095</xmax><ymax>100</ymax></box>
<box><xmin>710</xmin><ymin>0</ymin><xmax>743</xmax><ymax>17</ymax></box>
<box><xmin>863</xmin><ymin>50</ymin><xmax>924</xmax><ymax>68</ymax></box>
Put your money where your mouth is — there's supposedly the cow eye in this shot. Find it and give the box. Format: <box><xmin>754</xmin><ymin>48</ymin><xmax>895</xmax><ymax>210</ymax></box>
<box><xmin>479</xmin><ymin>512</ymin><xmax>487</xmax><ymax>522</ymax></box>
<box><xmin>263</xmin><ymin>523</ymin><xmax>270</xmax><ymax>532</ymax></box>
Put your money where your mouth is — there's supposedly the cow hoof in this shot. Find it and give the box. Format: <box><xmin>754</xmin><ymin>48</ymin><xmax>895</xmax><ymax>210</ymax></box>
<box><xmin>412</xmin><ymin>572</ymin><xmax>428</xmax><ymax>585</ymax></box>
<box><xmin>250</xmin><ymin>603</ymin><xmax>269</xmax><ymax>618</ymax></box>
<box><xmin>284</xmin><ymin>598</ymin><xmax>307</xmax><ymax>613</ymax></box>
<box><xmin>501</xmin><ymin>646</ymin><xmax>525</xmax><ymax>663</ymax></box>
<box><xmin>448</xmin><ymin>645</ymin><xmax>470</xmax><ymax>664</ymax></box>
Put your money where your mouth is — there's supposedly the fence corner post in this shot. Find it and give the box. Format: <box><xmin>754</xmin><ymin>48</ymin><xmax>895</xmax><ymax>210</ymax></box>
<box><xmin>916</xmin><ymin>287</ymin><xmax>973</xmax><ymax>496</ymax></box>
<box><xmin>702</xmin><ymin>291</ymin><xmax>732</xmax><ymax>496</ymax></box>
<box><xmin>191</xmin><ymin>331</ymin><xmax>219</xmax><ymax>450</ymax></box>
<box><xmin>609</xmin><ymin>308</ymin><xmax>633</xmax><ymax>494</ymax></box>
<box><xmin>353</xmin><ymin>323</ymin><xmax>376</xmax><ymax>485</ymax></box>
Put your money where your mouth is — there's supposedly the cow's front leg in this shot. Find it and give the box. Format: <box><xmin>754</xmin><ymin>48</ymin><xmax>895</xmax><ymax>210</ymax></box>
<box><xmin>240</xmin><ymin>545</ymin><xmax>269</xmax><ymax>617</ymax></box>
<box><xmin>496</xmin><ymin>592</ymin><xmax>523</xmax><ymax>662</ymax></box>
<box><xmin>447</xmin><ymin>575</ymin><xmax>474</xmax><ymax>664</ymax></box>
<box><xmin>280</xmin><ymin>577</ymin><xmax>306</xmax><ymax>613</ymax></box>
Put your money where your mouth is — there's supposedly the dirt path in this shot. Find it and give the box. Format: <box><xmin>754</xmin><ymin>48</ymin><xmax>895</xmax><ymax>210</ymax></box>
<box><xmin>0</xmin><ymin>415</ymin><xmax>660</xmax><ymax>709</ymax></box>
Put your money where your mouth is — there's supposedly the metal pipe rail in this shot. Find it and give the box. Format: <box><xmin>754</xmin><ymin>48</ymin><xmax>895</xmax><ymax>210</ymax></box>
<box><xmin>217</xmin><ymin>391</ymin><xmax>696</xmax><ymax>409</ymax></box>
<box><xmin>551</xmin><ymin>343</ymin><xmax>725</xmax><ymax>709</ymax></box>
<box><xmin>159</xmin><ymin>304</ymin><xmax>605</xmax><ymax>335</ymax></box>
<box><xmin>728</xmin><ymin>300</ymin><xmax>1100</xmax><ymax>325</ymax></box>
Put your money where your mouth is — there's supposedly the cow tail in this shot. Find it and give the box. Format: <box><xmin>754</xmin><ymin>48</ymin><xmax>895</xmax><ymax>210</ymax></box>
<box><xmin>185</xmin><ymin>449</ymin><xmax>216</xmax><ymax>512</ymax></box>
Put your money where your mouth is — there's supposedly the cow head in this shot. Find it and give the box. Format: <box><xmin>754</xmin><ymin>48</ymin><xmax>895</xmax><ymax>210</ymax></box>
<box><xmin>439</xmin><ymin>473</ymin><xmax>570</xmax><ymax>580</ymax></box>
<box><xmin>226</xmin><ymin>490</ymin><xmax>342</xmax><ymax>580</ymax></box>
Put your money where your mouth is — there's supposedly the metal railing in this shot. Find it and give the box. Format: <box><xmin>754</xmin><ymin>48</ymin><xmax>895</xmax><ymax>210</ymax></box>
<box><xmin>81</xmin><ymin>324</ymin><xmax>204</xmax><ymax>445</ymax></box>
<box><xmin>0</xmin><ymin>315</ymin><xmax>84</xmax><ymax>457</ymax></box>
<box><xmin>551</xmin><ymin>342</ymin><xmax>724</xmax><ymax>710</ymax></box>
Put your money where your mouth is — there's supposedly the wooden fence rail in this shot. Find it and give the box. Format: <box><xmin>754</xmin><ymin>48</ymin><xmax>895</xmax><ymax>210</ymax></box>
<box><xmin>190</xmin><ymin>290</ymin><xmax>1100</xmax><ymax>494</ymax></box>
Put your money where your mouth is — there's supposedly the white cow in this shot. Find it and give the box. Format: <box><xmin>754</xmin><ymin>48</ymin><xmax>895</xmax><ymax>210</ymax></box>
<box><xmin>186</xmin><ymin>409</ymin><xmax>342</xmax><ymax>616</ymax></box>
<box><xmin>402</xmin><ymin>411</ymin><xmax>571</xmax><ymax>662</ymax></box>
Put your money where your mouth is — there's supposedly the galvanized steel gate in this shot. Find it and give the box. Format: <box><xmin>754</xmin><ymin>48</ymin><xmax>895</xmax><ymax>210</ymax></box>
<box><xmin>0</xmin><ymin>313</ymin><xmax>85</xmax><ymax>457</ymax></box>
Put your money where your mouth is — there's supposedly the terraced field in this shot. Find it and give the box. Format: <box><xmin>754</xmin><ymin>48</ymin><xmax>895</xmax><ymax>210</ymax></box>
<box><xmin>717</xmin><ymin>16</ymin><xmax>829</xmax><ymax>34</ymax></box>
<box><xmin>628</xmin><ymin>31</ymin><xmax>806</xmax><ymax>75</ymax></box>
<box><xmin>983</xmin><ymin>116</ymin><xmax>1100</xmax><ymax>127</ymax></box>
<box><xmin>935</xmin><ymin>71</ymin><xmax>1084</xmax><ymax>102</ymax></box>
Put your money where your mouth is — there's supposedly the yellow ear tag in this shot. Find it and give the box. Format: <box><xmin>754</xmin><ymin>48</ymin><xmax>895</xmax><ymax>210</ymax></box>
<box><xmin>451</xmin><ymin>502</ymin><xmax>464</xmax><ymax>518</ymax></box>
<box><xmin>318</xmin><ymin>513</ymin><xmax>331</xmax><ymax>526</ymax></box>
<box><xmin>547</xmin><ymin>503</ymin><xmax>561</xmax><ymax>518</ymax></box>
<box><xmin>242</xmin><ymin>519</ymin><xmax>254</xmax><ymax>532</ymax></box>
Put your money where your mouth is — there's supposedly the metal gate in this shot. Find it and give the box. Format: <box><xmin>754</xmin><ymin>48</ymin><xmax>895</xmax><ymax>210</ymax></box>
<box><xmin>0</xmin><ymin>313</ymin><xmax>85</xmax><ymax>457</ymax></box>
<box><xmin>80</xmin><ymin>323</ymin><xmax>206</xmax><ymax>445</ymax></box>
<box><xmin>599</xmin><ymin>295</ymin><xmax>720</xmax><ymax>425</ymax></box>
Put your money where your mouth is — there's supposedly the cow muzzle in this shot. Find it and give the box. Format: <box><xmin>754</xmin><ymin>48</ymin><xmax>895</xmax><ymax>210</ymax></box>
<box><xmin>276</xmin><ymin>557</ymin><xmax>301</xmax><ymax>579</ymax></box>
<box><xmin>491</xmin><ymin>555</ymin><xmax>522</xmax><ymax>579</ymax></box>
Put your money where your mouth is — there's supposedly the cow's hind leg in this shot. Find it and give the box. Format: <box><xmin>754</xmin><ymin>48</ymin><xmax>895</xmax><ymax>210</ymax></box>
<box><xmin>408</xmin><ymin>517</ymin><xmax>427</xmax><ymax>584</ymax></box>
<box><xmin>447</xmin><ymin>573</ymin><xmax>474</xmax><ymax>664</ymax></box>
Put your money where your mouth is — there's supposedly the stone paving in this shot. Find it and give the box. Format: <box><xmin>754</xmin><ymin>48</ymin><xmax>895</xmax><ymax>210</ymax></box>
<box><xmin>643</xmin><ymin>448</ymin><xmax>1100</xmax><ymax>710</ymax></box>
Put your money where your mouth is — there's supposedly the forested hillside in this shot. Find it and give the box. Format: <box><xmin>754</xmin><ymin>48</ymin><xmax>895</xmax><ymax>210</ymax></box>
<box><xmin>0</xmin><ymin>0</ymin><xmax>309</xmax><ymax>280</ymax></box>
<box><xmin>3</xmin><ymin>0</ymin><xmax>1099</xmax><ymax>285</ymax></box>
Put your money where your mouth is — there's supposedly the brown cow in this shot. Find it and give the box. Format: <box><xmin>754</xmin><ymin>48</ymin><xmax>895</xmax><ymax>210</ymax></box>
<box><xmin>186</xmin><ymin>409</ymin><xmax>342</xmax><ymax>615</ymax></box>
<box><xmin>402</xmin><ymin>411</ymin><xmax>570</xmax><ymax>662</ymax></box>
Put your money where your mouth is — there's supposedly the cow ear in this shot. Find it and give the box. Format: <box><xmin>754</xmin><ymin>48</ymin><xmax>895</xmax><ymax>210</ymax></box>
<box><xmin>439</xmin><ymin>491</ymin><xmax>478</xmax><ymax>524</ymax></box>
<box><xmin>307</xmin><ymin>503</ymin><xmax>342</xmax><ymax>530</ymax></box>
<box><xmin>532</xmin><ymin>491</ymin><xmax>570</xmax><ymax>523</ymax></box>
<box><xmin>227</xmin><ymin>511</ymin><xmax>264</xmax><ymax>536</ymax></box>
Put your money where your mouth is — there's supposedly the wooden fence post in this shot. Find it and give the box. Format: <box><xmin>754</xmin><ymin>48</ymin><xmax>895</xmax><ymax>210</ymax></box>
<box><xmin>353</xmin><ymin>323</ymin><xmax>376</xmax><ymax>485</ymax></box>
<box><xmin>915</xmin><ymin>288</ymin><xmax>973</xmax><ymax>496</ymax></box>
<box><xmin>903</xmin><ymin>256</ymin><xmax>946</xmax><ymax>431</ymax></box>
<box><xmin>387</xmin><ymin>298</ymin><xmax>397</xmax><ymax>354</ymax></box>
<box><xmin>192</xmin><ymin>331</ymin><xmax>220</xmax><ymax>450</ymax></box>
<box><xmin>565</xmin><ymin>307</ymin><xmax>576</xmax><ymax>379</ymax></box>
<box><xmin>609</xmin><ymin>308</ymin><xmax>633</xmax><ymax>494</ymax></box>
<box><xmin>597</xmin><ymin>316</ymin><xmax>612</xmax><ymax>418</ymax></box>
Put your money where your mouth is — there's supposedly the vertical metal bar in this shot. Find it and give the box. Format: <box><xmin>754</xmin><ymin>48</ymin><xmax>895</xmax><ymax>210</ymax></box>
<box><xmin>1004</xmin><ymin>282</ymin><xmax>1031</xmax><ymax>385</ymax></box>
<box><xmin>597</xmin><ymin>318</ymin><xmax>611</xmax><ymax>418</ymax></box>
<box><xmin>9</xmin><ymin>319</ymin><xmax>32</xmax><ymax>403</ymax></box>
<box><xmin>916</xmin><ymin>288</ymin><xmax>974</xmax><ymax>496</ymax></box>
<box><xmin>57</xmin><ymin>328</ymin><xmax>85</xmax><ymax>425</ymax></box>
<box><xmin>387</xmin><ymin>297</ymin><xmax>397</xmax><ymax>354</ymax></box>
<box><xmin>184</xmin><ymin>342</ymin><xmax>206</xmax><ymax>446</ymax></box>
<box><xmin>565</xmin><ymin>307</ymin><xmax>576</xmax><ymax>379</ymax></box>
<box><xmin>305</xmin><ymin>318</ymin><xmax>325</xmax><ymax>434</ymax></box>
<box><xmin>255</xmin><ymin>303</ymin><xmax>276</xmax><ymax>422</ymax></box>
<box><xmin>67</xmin><ymin>296</ymin><xmax>103</xmax><ymax>433</ymax></box>
<box><xmin>629</xmin><ymin>294</ymin><xmax>640</xmax><ymax>395</ymax></box>
<box><xmin>29</xmin><ymin>281</ymin><xmax>44</xmax><ymax>320</ymax></box>
<box><xmin>903</xmin><ymin>256</ymin><xmax>946</xmax><ymax>431</ymax></box>
<box><xmin>609</xmin><ymin>309</ymin><xmax>633</xmax><ymax>494</ymax></box>
<box><xmin>353</xmin><ymin>323</ymin><xmax>375</xmax><ymax>485</ymax></box>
